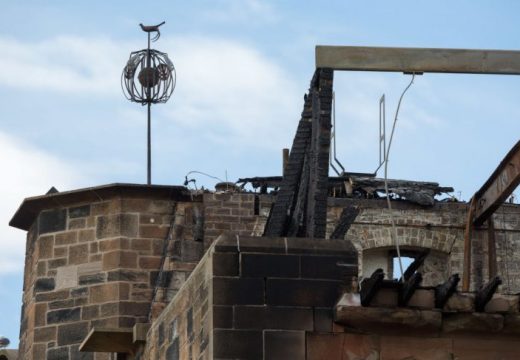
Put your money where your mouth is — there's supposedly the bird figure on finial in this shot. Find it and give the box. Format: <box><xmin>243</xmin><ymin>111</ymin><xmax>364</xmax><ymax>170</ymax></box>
<box><xmin>139</xmin><ymin>21</ymin><xmax>166</xmax><ymax>42</ymax></box>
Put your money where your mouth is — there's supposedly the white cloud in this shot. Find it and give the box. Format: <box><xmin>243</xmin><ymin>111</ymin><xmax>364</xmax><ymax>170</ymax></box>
<box><xmin>0</xmin><ymin>34</ymin><xmax>301</xmax><ymax>150</ymax></box>
<box><xmin>0</xmin><ymin>132</ymin><xmax>82</xmax><ymax>274</ymax></box>
<box><xmin>201</xmin><ymin>0</ymin><xmax>279</xmax><ymax>24</ymax></box>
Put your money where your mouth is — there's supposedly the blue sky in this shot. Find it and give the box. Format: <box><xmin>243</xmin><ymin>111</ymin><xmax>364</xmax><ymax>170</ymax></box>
<box><xmin>1</xmin><ymin>1</ymin><xmax>520</xmax><ymax>347</ymax></box>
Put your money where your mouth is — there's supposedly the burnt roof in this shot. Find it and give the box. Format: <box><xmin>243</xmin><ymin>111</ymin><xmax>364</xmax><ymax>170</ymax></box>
<box><xmin>9</xmin><ymin>183</ymin><xmax>194</xmax><ymax>231</ymax></box>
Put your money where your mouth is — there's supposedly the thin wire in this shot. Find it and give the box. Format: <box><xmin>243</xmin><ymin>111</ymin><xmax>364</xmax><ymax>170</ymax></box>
<box><xmin>185</xmin><ymin>170</ymin><xmax>225</xmax><ymax>183</ymax></box>
<box><xmin>384</xmin><ymin>74</ymin><xmax>416</xmax><ymax>282</ymax></box>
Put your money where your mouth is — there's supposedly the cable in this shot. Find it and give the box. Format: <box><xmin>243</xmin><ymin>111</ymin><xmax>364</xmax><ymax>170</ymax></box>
<box><xmin>384</xmin><ymin>74</ymin><xmax>416</xmax><ymax>282</ymax></box>
<box><xmin>184</xmin><ymin>170</ymin><xmax>225</xmax><ymax>184</ymax></box>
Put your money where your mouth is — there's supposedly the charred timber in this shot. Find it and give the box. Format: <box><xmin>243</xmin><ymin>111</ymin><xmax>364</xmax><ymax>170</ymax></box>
<box><xmin>237</xmin><ymin>176</ymin><xmax>453</xmax><ymax>206</ymax></box>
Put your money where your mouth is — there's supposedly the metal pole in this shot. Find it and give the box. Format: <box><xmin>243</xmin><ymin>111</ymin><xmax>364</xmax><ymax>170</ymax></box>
<box><xmin>146</xmin><ymin>32</ymin><xmax>152</xmax><ymax>185</ymax></box>
<box><xmin>147</xmin><ymin>102</ymin><xmax>151</xmax><ymax>185</ymax></box>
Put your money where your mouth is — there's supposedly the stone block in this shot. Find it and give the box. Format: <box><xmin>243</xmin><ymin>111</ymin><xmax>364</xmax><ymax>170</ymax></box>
<box><xmin>34</xmin><ymin>277</ymin><xmax>55</xmax><ymax>293</ymax></box>
<box><xmin>213</xmin><ymin>277</ymin><xmax>264</xmax><ymax>305</ymax></box>
<box><xmin>79</xmin><ymin>272</ymin><xmax>106</xmax><ymax>286</ymax></box>
<box><xmin>99</xmin><ymin>238</ymin><xmax>130</xmax><ymax>252</ymax></box>
<box><xmin>380</xmin><ymin>336</ymin><xmax>452</xmax><ymax>360</ymax></box>
<box><xmin>54</xmin><ymin>246</ymin><xmax>68</xmax><ymax>257</ymax></box>
<box><xmin>234</xmin><ymin>305</ymin><xmax>313</xmax><ymax>330</ymax></box>
<box><xmin>70</xmin><ymin>244</ymin><xmax>89</xmax><ymax>264</ymax></box>
<box><xmin>32</xmin><ymin>343</ymin><xmax>47</xmax><ymax>359</ymax></box>
<box><xmin>264</xmin><ymin>330</ymin><xmax>305</xmax><ymax>360</ymax></box>
<box><xmin>56</xmin><ymin>265</ymin><xmax>78</xmax><ymax>290</ymax></box>
<box><xmin>55</xmin><ymin>231</ymin><xmax>77</xmax><ymax>245</ymax></box>
<box><xmin>180</xmin><ymin>240</ymin><xmax>203</xmax><ymax>262</ymax></box>
<box><xmin>36</xmin><ymin>290</ymin><xmax>70</xmax><ymax>302</ymax></box>
<box><xmin>82</xmin><ymin>305</ymin><xmax>100</xmax><ymax>320</ymax></box>
<box><xmin>301</xmin><ymin>255</ymin><xmax>357</xmax><ymax>280</ymax></box>
<box><xmin>213</xmin><ymin>329</ymin><xmax>262</xmax><ymax>359</ymax></box>
<box><xmin>407</xmin><ymin>289</ymin><xmax>435</xmax><ymax>309</ymax></box>
<box><xmin>314</xmin><ymin>307</ymin><xmax>333</xmax><ymax>332</ymax></box>
<box><xmin>39</xmin><ymin>209</ymin><xmax>67</xmax><ymax>234</ymax></box>
<box><xmin>71</xmin><ymin>345</ymin><xmax>94</xmax><ymax>360</ymax></box>
<box><xmin>367</xmin><ymin>288</ymin><xmax>398</xmax><ymax>308</ymax></box>
<box><xmin>131</xmin><ymin>238</ymin><xmax>151</xmax><ymax>251</ymax></box>
<box><xmin>96</xmin><ymin>214</ymin><xmax>138</xmax><ymax>239</ymax></box>
<box><xmin>286</xmin><ymin>237</ymin><xmax>357</xmax><ymax>256</ymax></box>
<box><xmin>139</xmin><ymin>225</ymin><xmax>169</xmax><ymax>239</ymax></box>
<box><xmin>240</xmin><ymin>254</ymin><xmax>299</xmax><ymax>278</ymax></box>
<box><xmin>69</xmin><ymin>205</ymin><xmax>90</xmax><ymax>218</ymax></box>
<box><xmin>34</xmin><ymin>303</ymin><xmax>47</xmax><ymax>326</ymax></box>
<box><xmin>47</xmin><ymin>346</ymin><xmax>69</xmax><ymax>360</ymax></box>
<box><xmin>138</xmin><ymin>256</ymin><xmax>161</xmax><ymax>269</ymax></box>
<box><xmin>57</xmin><ymin>321</ymin><xmax>89</xmax><ymax>346</ymax></box>
<box><xmin>443</xmin><ymin>313</ymin><xmax>504</xmax><ymax>334</ymax></box>
<box><xmin>444</xmin><ymin>292</ymin><xmax>475</xmax><ymax>312</ymax></box>
<box><xmin>307</xmin><ymin>333</ymin><xmax>344</xmax><ymax>360</ymax></box>
<box><xmin>90</xmin><ymin>283</ymin><xmax>123</xmax><ymax>303</ymax></box>
<box><xmin>213</xmin><ymin>305</ymin><xmax>233</xmax><ymax>328</ymax></box>
<box><xmin>78</xmin><ymin>229</ymin><xmax>95</xmax><ymax>243</ymax></box>
<box><xmin>212</xmin><ymin>252</ymin><xmax>238</xmax><ymax>276</ymax></box>
<box><xmin>107</xmin><ymin>269</ymin><xmax>148</xmax><ymax>282</ymax></box>
<box><xmin>39</xmin><ymin>235</ymin><xmax>54</xmax><ymax>259</ymax></box>
<box><xmin>119</xmin><ymin>301</ymin><xmax>150</xmax><ymax>316</ymax></box>
<box><xmin>47</xmin><ymin>307</ymin><xmax>81</xmax><ymax>324</ymax></box>
<box><xmin>49</xmin><ymin>299</ymin><xmax>75</xmax><ymax>310</ymax></box>
<box><xmin>100</xmin><ymin>302</ymin><xmax>119</xmax><ymax>317</ymax></box>
<box><xmin>102</xmin><ymin>250</ymin><xmax>137</xmax><ymax>270</ymax></box>
<box><xmin>34</xmin><ymin>326</ymin><xmax>57</xmax><ymax>342</ymax></box>
<box><xmin>68</xmin><ymin>218</ymin><xmax>86</xmax><ymax>230</ymax></box>
<box><xmin>49</xmin><ymin>258</ymin><xmax>68</xmax><ymax>269</ymax></box>
<box><xmin>484</xmin><ymin>294</ymin><xmax>519</xmax><ymax>313</ymax></box>
<box><xmin>452</xmin><ymin>338</ymin><xmax>520</xmax><ymax>360</ymax></box>
<box><xmin>266</xmin><ymin>279</ymin><xmax>341</xmax><ymax>307</ymax></box>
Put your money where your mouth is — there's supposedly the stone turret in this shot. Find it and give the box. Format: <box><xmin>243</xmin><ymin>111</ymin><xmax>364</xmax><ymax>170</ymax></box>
<box><xmin>10</xmin><ymin>184</ymin><xmax>200</xmax><ymax>360</ymax></box>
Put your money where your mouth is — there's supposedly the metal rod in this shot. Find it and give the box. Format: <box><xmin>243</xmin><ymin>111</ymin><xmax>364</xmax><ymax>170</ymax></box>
<box><xmin>462</xmin><ymin>197</ymin><xmax>476</xmax><ymax>291</ymax></box>
<box><xmin>146</xmin><ymin>32</ymin><xmax>151</xmax><ymax>185</ymax></box>
<box><xmin>147</xmin><ymin>102</ymin><xmax>151</xmax><ymax>185</ymax></box>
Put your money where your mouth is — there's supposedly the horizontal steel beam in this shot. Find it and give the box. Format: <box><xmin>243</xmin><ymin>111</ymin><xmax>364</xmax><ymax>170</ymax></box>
<box><xmin>316</xmin><ymin>46</ymin><xmax>520</xmax><ymax>75</ymax></box>
<box><xmin>473</xmin><ymin>140</ymin><xmax>520</xmax><ymax>226</ymax></box>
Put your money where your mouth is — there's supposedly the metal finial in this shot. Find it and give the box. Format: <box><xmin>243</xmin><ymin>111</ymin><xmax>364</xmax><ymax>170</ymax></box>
<box><xmin>122</xmin><ymin>21</ymin><xmax>176</xmax><ymax>185</ymax></box>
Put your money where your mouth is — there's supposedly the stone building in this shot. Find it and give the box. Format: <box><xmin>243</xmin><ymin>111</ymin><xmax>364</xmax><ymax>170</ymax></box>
<box><xmin>9</xmin><ymin>48</ymin><xmax>520</xmax><ymax>359</ymax></box>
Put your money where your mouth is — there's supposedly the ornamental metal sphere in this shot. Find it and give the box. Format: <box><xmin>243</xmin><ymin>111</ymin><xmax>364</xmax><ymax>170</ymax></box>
<box><xmin>122</xmin><ymin>49</ymin><xmax>176</xmax><ymax>104</ymax></box>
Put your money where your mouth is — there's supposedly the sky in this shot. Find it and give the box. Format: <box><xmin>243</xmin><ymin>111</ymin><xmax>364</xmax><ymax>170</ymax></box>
<box><xmin>1</xmin><ymin>0</ymin><xmax>520</xmax><ymax>347</ymax></box>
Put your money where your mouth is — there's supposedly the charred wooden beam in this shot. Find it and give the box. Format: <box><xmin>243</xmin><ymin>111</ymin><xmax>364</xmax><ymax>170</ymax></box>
<box><xmin>398</xmin><ymin>272</ymin><xmax>422</xmax><ymax>306</ymax></box>
<box><xmin>434</xmin><ymin>274</ymin><xmax>460</xmax><ymax>308</ymax></box>
<box><xmin>475</xmin><ymin>276</ymin><xmax>502</xmax><ymax>312</ymax></box>
<box><xmin>473</xmin><ymin>140</ymin><xmax>520</xmax><ymax>226</ymax></box>
<box><xmin>263</xmin><ymin>93</ymin><xmax>313</xmax><ymax>236</ymax></box>
<box><xmin>305</xmin><ymin>68</ymin><xmax>333</xmax><ymax>238</ymax></box>
<box><xmin>360</xmin><ymin>268</ymin><xmax>385</xmax><ymax>306</ymax></box>
<box><xmin>330</xmin><ymin>206</ymin><xmax>360</xmax><ymax>239</ymax></box>
<box><xmin>401</xmin><ymin>249</ymin><xmax>430</xmax><ymax>282</ymax></box>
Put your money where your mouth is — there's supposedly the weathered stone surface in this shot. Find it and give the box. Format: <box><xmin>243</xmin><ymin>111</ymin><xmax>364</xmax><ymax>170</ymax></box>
<box><xmin>213</xmin><ymin>329</ymin><xmax>262</xmax><ymax>359</ymax></box>
<box><xmin>39</xmin><ymin>209</ymin><xmax>67</xmax><ymax>234</ymax></box>
<box><xmin>38</xmin><ymin>235</ymin><xmax>54</xmax><ymax>258</ymax></box>
<box><xmin>57</xmin><ymin>322</ymin><xmax>89</xmax><ymax>346</ymax></box>
<box><xmin>306</xmin><ymin>333</ymin><xmax>344</xmax><ymax>360</ymax></box>
<box><xmin>55</xmin><ymin>232</ymin><xmax>77</xmax><ymax>246</ymax></box>
<box><xmin>102</xmin><ymin>250</ymin><xmax>137</xmax><ymax>270</ymax></box>
<box><xmin>379</xmin><ymin>336</ymin><xmax>452</xmax><ymax>360</ymax></box>
<box><xmin>370</xmin><ymin>288</ymin><xmax>398</xmax><ymax>308</ymax></box>
<box><xmin>78</xmin><ymin>229</ymin><xmax>95</xmax><ymax>243</ymax></box>
<box><xmin>335</xmin><ymin>305</ymin><xmax>442</xmax><ymax>335</ymax></box>
<box><xmin>442</xmin><ymin>313</ymin><xmax>504</xmax><ymax>333</ymax></box>
<box><xmin>56</xmin><ymin>265</ymin><xmax>78</xmax><ymax>290</ymax></box>
<box><xmin>69</xmin><ymin>205</ymin><xmax>90</xmax><ymax>218</ymax></box>
<box><xmin>69</xmin><ymin>244</ymin><xmax>88</xmax><ymax>264</ymax></box>
<box><xmin>96</xmin><ymin>214</ymin><xmax>138</xmax><ymax>239</ymax></box>
<box><xmin>34</xmin><ymin>326</ymin><xmax>56</xmax><ymax>342</ymax></box>
<box><xmin>266</xmin><ymin>279</ymin><xmax>341</xmax><ymax>307</ymax></box>
<box><xmin>46</xmin><ymin>346</ymin><xmax>68</xmax><ymax>360</ymax></box>
<box><xmin>301</xmin><ymin>254</ymin><xmax>357</xmax><ymax>280</ymax></box>
<box><xmin>213</xmin><ymin>277</ymin><xmax>264</xmax><ymax>305</ymax></box>
<box><xmin>212</xmin><ymin>252</ymin><xmax>238</xmax><ymax>276</ymax></box>
<box><xmin>47</xmin><ymin>307</ymin><xmax>81</xmax><ymax>324</ymax></box>
<box><xmin>34</xmin><ymin>277</ymin><xmax>55</xmax><ymax>292</ymax></box>
<box><xmin>264</xmin><ymin>330</ymin><xmax>305</xmax><ymax>360</ymax></box>
<box><xmin>234</xmin><ymin>305</ymin><xmax>313</xmax><ymax>330</ymax></box>
<box><xmin>408</xmin><ymin>289</ymin><xmax>435</xmax><ymax>309</ymax></box>
<box><xmin>241</xmin><ymin>253</ymin><xmax>300</xmax><ymax>278</ymax></box>
<box><xmin>444</xmin><ymin>292</ymin><xmax>475</xmax><ymax>312</ymax></box>
<box><xmin>78</xmin><ymin>272</ymin><xmax>106</xmax><ymax>285</ymax></box>
<box><xmin>484</xmin><ymin>294</ymin><xmax>519</xmax><ymax>313</ymax></box>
